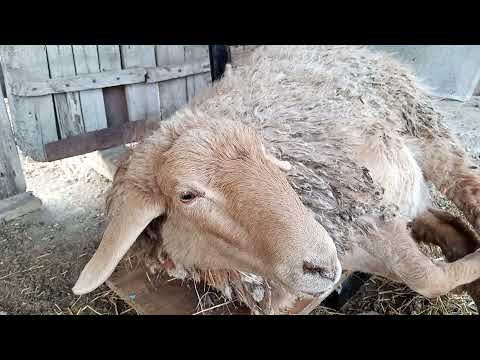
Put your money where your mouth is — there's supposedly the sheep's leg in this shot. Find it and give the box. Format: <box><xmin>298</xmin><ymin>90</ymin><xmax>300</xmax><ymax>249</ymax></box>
<box><xmin>409</xmin><ymin>208</ymin><xmax>480</xmax><ymax>310</ymax></box>
<box><xmin>417</xmin><ymin>132</ymin><xmax>480</xmax><ymax>230</ymax></box>
<box><xmin>410</xmin><ymin>208</ymin><xmax>480</xmax><ymax>259</ymax></box>
<box><xmin>341</xmin><ymin>216</ymin><xmax>480</xmax><ymax>299</ymax></box>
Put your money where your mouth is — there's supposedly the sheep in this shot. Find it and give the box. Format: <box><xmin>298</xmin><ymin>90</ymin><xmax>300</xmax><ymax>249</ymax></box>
<box><xmin>72</xmin><ymin>45</ymin><xmax>480</xmax><ymax>314</ymax></box>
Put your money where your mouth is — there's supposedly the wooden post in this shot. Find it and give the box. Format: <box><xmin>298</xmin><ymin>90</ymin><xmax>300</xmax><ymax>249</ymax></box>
<box><xmin>209</xmin><ymin>45</ymin><xmax>231</xmax><ymax>81</ymax></box>
<box><xmin>0</xmin><ymin>85</ymin><xmax>41</xmax><ymax>222</ymax></box>
<box><xmin>0</xmin><ymin>85</ymin><xmax>24</xmax><ymax>199</ymax></box>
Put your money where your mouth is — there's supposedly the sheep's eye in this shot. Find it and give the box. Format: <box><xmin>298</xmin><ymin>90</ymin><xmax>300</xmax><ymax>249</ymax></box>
<box><xmin>179</xmin><ymin>191</ymin><xmax>197</xmax><ymax>203</ymax></box>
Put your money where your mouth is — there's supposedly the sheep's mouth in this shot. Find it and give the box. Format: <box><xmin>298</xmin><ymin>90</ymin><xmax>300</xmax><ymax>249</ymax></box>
<box><xmin>302</xmin><ymin>289</ymin><xmax>333</xmax><ymax>298</ymax></box>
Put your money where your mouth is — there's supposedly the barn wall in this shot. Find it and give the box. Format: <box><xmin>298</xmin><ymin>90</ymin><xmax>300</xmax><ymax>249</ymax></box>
<box><xmin>0</xmin><ymin>45</ymin><xmax>212</xmax><ymax>162</ymax></box>
<box><xmin>369</xmin><ymin>45</ymin><xmax>480</xmax><ymax>101</ymax></box>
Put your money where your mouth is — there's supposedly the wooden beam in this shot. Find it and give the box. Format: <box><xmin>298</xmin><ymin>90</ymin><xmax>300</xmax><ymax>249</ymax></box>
<box><xmin>43</xmin><ymin>119</ymin><xmax>160</xmax><ymax>162</ymax></box>
<box><xmin>88</xmin><ymin>145</ymin><xmax>129</xmax><ymax>181</ymax></box>
<box><xmin>146</xmin><ymin>61</ymin><xmax>211</xmax><ymax>84</ymax></box>
<box><xmin>11</xmin><ymin>60</ymin><xmax>212</xmax><ymax>99</ymax></box>
<box><xmin>0</xmin><ymin>192</ymin><xmax>42</xmax><ymax>223</ymax></box>
<box><xmin>11</xmin><ymin>68</ymin><xmax>147</xmax><ymax>97</ymax></box>
<box><xmin>106</xmin><ymin>265</ymin><xmax>251</xmax><ymax>315</ymax></box>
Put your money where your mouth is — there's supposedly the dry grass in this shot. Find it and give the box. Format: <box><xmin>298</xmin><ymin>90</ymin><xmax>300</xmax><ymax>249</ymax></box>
<box><xmin>342</xmin><ymin>275</ymin><xmax>478</xmax><ymax>315</ymax></box>
<box><xmin>51</xmin><ymin>288</ymin><xmax>138</xmax><ymax>316</ymax></box>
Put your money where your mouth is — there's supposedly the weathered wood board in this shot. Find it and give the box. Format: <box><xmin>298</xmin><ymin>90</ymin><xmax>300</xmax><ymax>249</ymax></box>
<box><xmin>44</xmin><ymin>118</ymin><xmax>159</xmax><ymax>162</ymax></box>
<box><xmin>121</xmin><ymin>45</ymin><xmax>161</xmax><ymax>122</ymax></box>
<box><xmin>0</xmin><ymin>85</ymin><xmax>25</xmax><ymax>199</ymax></box>
<box><xmin>156</xmin><ymin>45</ymin><xmax>188</xmax><ymax>120</ymax></box>
<box><xmin>87</xmin><ymin>145</ymin><xmax>129</xmax><ymax>180</ymax></box>
<box><xmin>0</xmin><ymin>46</ymin><xmax>58</xmax><ymax>161</ymax></box>
<box><xmin>185</xmin><ymin>45</ymin><xmax>212</xmax><ymax>101</ymax></box>
<box><xmin>46</xmin><ymin>45</ymin><xmax>85</xmax><ymax>138</ymax></box>
<box><xmin>72</xmin><ymin>45</ymin><xmax>108</xmax><ymax>133</ymax></box>
<box><xmin>106</xmin><ymin>264</ymin><xmax>251</xmax><ymax>315</ymax></box>
<box><xmin>0</xmin><ymin>81</ymin><xmax>43</xmax><ymax>221</ymax></box>
<box><xmin>0</xmin><ymin>191</ymin><xmax>42</xmax><ymax>223</ymax></box>
<box><xmin>1</xmin><ymin>45</ymin><xmax>215</xmax><ymax>161</ymax></box>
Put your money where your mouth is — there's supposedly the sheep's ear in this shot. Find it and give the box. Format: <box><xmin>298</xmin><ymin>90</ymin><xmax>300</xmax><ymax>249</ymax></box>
<box><xmin>72</xmin><ymin>193</ymin><xmax>164</xmax><ymax>295</ymax></box>
<box><xmin>261</xmin><ymin>144</ymin><xmax>292</xmax><ymax>172</ymax></box>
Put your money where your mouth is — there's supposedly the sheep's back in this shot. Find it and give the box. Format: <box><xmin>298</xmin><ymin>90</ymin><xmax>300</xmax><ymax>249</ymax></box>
<box><xmin>193</xmin><ymin>45</ymin><xmax>442</xmax><ymax>251</ymax></box>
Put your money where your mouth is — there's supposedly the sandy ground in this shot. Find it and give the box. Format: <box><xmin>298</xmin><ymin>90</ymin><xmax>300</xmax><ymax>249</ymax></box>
<box><xmin>0</xmin><ymin>97</ymin><xmax>479</xmax><ymax>315</ymax></box>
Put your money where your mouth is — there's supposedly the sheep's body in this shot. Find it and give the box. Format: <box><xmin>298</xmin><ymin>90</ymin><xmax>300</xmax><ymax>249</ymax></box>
<box><xmin>74</xmin><ymin>45</ymin><xmax>480</xmax><ymax>314</ymax></box>
<box><xmin>192</xmin><ymin>45</ymin><xmax>438</xmax><ymax>252</ymax></box>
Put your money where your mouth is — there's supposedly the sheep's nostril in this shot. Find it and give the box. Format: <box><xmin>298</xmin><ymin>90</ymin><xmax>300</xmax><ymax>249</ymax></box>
<box><xmin>303</xmin><ymin>261</ymin><xmax>337</xmax><ymax>281</ymax></box>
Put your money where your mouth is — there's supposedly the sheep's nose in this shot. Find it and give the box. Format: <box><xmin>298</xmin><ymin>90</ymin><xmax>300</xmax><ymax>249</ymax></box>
<box><xmin>303</xmin><ymin>261</ymin><xmax>337</xmax><ymax>281</ymax></box>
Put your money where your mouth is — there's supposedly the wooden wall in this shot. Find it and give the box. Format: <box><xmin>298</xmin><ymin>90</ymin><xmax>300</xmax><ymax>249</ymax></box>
<box><xmin>0</xmin><ymin>45</ymin><xmax>212</xmax><ymax>162</ymax></box>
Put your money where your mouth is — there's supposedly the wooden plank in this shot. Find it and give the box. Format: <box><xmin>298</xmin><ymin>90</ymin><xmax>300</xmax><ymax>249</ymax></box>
<box><xmin>0</xmin><ymin>85</ymin><xmax>25</xmax><ymax>199</ymax></box>
<box><xmin>0</xmin><ymin>46</ymin><xmax>57</xmax><ymax>161</ymax></box>
<box><xmin>98</xmin><ymin>45</ymin><xmax>122</xmax><ymax>73</ymax></box>
<box><xmin>97</xmin><ymin>45</ymin><xmax>129</xmax><ymax>129</ymax></box>
<box><xmin>120</xmin><ymin>46</ymin><xmax>161</xmax><ymax>122</ymax></box>
<box><xmin>0</xmin><ymin>192</ymin><xmax>42</xmax><ymax>223</ymax></box>
<box><xmin>87</xmin><ymin>145</ymin><xmax>129</xmax><ymax>181</ymax></box>
<box><xmin>10</xmin><ymin>63</ymin><xmax>209</xmax><ymax>98</ymax></box>
<box><xmin>106</xmin><ymin>263</ymin><xmax>332</xmax><ymax>315</ymax></box>
<box><xmin>46</xmin><ymin>45</ymin><xmax>84</xmax><ymax>138</ymax></box>
<box><xmin>11</xmin><ymin>67</ymin><xmax>147</xmax><ymax>97</ymax></box>
<box><xmin>106</xmin><ymin>264</ymin><xmax>250</xmax><ymax>315</ymax></box>
<box><xmin>72</xmin><ymin>45</ymin><xmax>108</xmax><ymax>132</ymax></box>
<box><xmin>147</xmin><ymin>61</ymin><xmax>211</xmax><ymax>83</ymax></box>
<box><xmin>185</xmin><ymin>45</ymin><xmax>212</xmax><ymax>101</ymax></box>
<box><xmin>44</xmin><ymin>118</ymin><xmax>160</xmax><ymax>162</ymax></box>
<box><xmin>155</xmin><ymin>45</ymin><xmax>188</xmax><ymax>120</ymax></box>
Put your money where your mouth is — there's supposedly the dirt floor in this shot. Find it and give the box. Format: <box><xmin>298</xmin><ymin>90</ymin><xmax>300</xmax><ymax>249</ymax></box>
<box><xmin>0</xmin><ymin>151</ymin><xmax>136</xmax><ymax>315</ymax></box>
<box><xmin>0</xmin><ymin>98</ymin><xmax>479</xmax><ymax>315</ymax></box>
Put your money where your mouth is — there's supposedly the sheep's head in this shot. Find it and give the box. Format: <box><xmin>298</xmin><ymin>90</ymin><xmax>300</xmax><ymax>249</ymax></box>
<box><xmin>72</xmin><ymin>111</ymin><xmax>342</xmax><ymax>302</ymax></box>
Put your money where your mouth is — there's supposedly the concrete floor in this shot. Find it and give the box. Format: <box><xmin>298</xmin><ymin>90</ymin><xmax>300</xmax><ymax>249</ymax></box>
<box><xmin>433</xmin><ymin>97</ymin><xmax>480</xmax><ymax>160</ymax></box>
<box><xmin>370</xmin><ymin>46</ymin><xmax>480</xmax><ymax>102</ymax></box>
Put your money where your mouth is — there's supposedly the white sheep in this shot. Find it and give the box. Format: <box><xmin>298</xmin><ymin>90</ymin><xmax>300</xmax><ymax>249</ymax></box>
<box><xmin>72</xmin><ymin>46</ymin><xmax>480</xmax><ymax>314</ymax></box>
